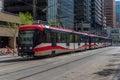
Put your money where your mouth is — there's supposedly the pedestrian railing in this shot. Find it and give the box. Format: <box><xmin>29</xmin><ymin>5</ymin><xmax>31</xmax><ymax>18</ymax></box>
<box><xmin>0</xmin><ymin>48</ymin><xmax>18</xmax><ymax>56</ymax></box>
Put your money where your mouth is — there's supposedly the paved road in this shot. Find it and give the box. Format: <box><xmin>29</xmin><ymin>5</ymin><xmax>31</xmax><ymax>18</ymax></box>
<box><xmin>0</xmin><ymin>47</ymin><xmax>119</xmax><ymax>80</ymax></box>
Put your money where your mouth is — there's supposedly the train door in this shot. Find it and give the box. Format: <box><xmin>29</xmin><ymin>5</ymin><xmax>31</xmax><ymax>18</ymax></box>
<box><xmin>51</xmin><ymin>32</ymin><xmax>56</xmax><ymax>55</ymax></box>
<box><xmin>72</xmin><ymin>34</ymin><xmax>76</xmax><ymax>50</ymax></box>
<box><xmin>97</xmin><ymin>37</ymin><xmax>100</xmax><ymax>48</ymax></box>
<box><xmin>78</xmin><ymin>35</ymin><xmax>81</xmax><ymax>50</ymax></box>
<box><xmin>83</xmin><ymin>36</ymin><xmax>87</xmax><ymax>50</ymax></box>
<box><xmin>94</xmin><ymin>37</ymin><xmax>96</xmax><ymax>48</ymax></box>
<box><xmin>90</xmin><ymin>36</ymin><xmax>94</xmax><ymax>49</ymax></box>
<box><xmin>34</xmin><ymin>30</ymin><xmax>42</xmax><ymax>46</ymax></box>
<box><xmin>66</xmin><ymin>34</ymin><xmax>70</xmax><ymax>48</ymax></box>
<box><xmin>74</xmin><ymin>34</ymin><xmax>81</xmax><ymax>51</ymax></box>
<box><xmin>81</xmin><ymin>35</ymin><xmax>86</xmax><ymax>50</ymax></box>
<box><xmin>86</xmin><ymin>36</ymin><xmax>89</xmax><ymax>49</ymax></box>
<box><xmin>69</xmin><ymin>34</ymin><xmax>75</xmax><ymax>51</ymax></box>
<box><xmin>89</xmin><ymin>36</ymin><xmax>91</xmax><ymax>49</ymax></box>
<box><xmin>93</xmin><ymin>37</ymin><xmax>96</xmax><ymax>48</ymax></box>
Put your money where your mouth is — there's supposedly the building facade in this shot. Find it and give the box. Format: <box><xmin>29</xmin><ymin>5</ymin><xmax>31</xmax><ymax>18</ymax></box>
<box><xmin>116</xmin><ymin>1</ymin><xmax>120</xmax><ymax>27</ymax></box>
<box><xmin>90</xmin><ymin>0</ymin><xmax>105</xmax><ymax>35</ymax></box>
<box><xmin>4</xmin><ymin>0</ymin><xmax>74</xmax><ymax>29</ymax></box>
<box><xmin>74</xmin><ymin>0</ymin><xmax>106</xmax><ymax>36</ymax></box>
<box><xmin>2</xmin><ymin>0</ymin><xmax>109</xmax><ymax>36</ymax></box>
<box><xmin>48</xmin><ymin>0</ymin><xmax>74</xmax><ymax>29</ymax></box>
<box><xmin>107</xmin><ymin>27</ymin><xmax>120</xmax><ymax>46</ymax></box>
<box><xmin>0</xmin><ymin>0</ymin><xmax>3</xmax><ymax>11</ymax></box>
<box><xmin>0</xmin><ymin>12</ymin><xmax>21</xmax><ymax>48</ymax></box>
<box><xmin>74</xmin><ymin>0</ymin><xmax>91</xmax><ymax>32</ymax></box>
<box><xmin>104</xmin><ymin>0</ymin><xmax>116</xmax><ymax>28</ymax></box>
<box><xmin>4</xmin><ymin>0</ymin><xmax>47</xmax><ymax>21</ymax></box>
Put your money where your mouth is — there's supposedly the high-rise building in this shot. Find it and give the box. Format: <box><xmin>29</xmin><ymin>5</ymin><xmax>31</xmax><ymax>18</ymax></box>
<box><xmin>104</xmin><ymin>0</ymin><xmax>116</xmax><ymax>28</ymax></box>
<box><xmin>116</xmin><ymin>1</ymin><xmax>120</xmax><ymax>27</ymax></box>
<box><xmin>91</xmin><ymin>0</ymin><xmax>105</xmax><ymax>35</ymax></box>
<box><xmin>47</xmin><ymin>0</ymin><xmax>74</xmax><ymax>29</ymax></box>
<box><xmin>74</xmin><ymin>0</ymin><xmax>91</xmax><ymax>32</ymax></box>
<box><xmin>74</xmin><ymin>0</ymin><xmax>106</xmax><ymax>35</ymax></box>
<box><xmin>3</xmin><ymin>0</ymin><xmax>107</xmax><ymax>35</ymax></box>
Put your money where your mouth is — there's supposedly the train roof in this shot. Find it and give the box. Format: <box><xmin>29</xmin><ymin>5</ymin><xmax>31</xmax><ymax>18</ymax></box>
<box><xmin>19</xmin><ymin>24</ymin><xmax>44</xmax><ymax>31</ymax></box>
<box><xmin>46</xmin><ymin>25</ymin><xmax>74</xmax><ymax>33</ymax></box>
<box><xmin>19</xmin><ymin>24</ymin><xmax>109</xmax><ymax>39</ymax></box>
<box><xmin>88</xmin><ymin>34</ymin><xmax>108</xmax><ymax>39</ymax></box>
<box><xmin>19</xmin><ymin>24</ymin><xmax>88</xmax><ymax>35</ymax></box>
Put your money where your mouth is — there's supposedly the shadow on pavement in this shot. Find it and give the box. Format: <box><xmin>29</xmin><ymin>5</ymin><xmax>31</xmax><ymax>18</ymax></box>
<box><xmin>94</xmin><ymin>68</ymin><xmax>117</xmax><ymax>76</ymax></box>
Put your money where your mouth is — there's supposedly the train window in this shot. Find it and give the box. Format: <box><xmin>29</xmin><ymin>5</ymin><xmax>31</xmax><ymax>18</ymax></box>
<box><xmin>51</xmin><ymin>32</ymin><xmax>56</xmax><ymax>46</ymax></box>
<box><xmin>56</xmin><ymin>33</ymin><xmax>61</xmax><ymax>43</ymax></box>
<box><xmin>81</xmin><ymin>36</ymin><xmax>83</xmax><ymax>42</ymax></box>
<box><xmin>44</xmin><ymin>30</ymin><xmax>51</xmax><ymax>43</ymax></box>
<box><xmin>75</xmin><ymin>35</ymin><xmax>77</xmax><ymax>42</ymax></box>
<box><xmin>93</xmin><ymin>37</ymin><xmax>96</xmax><ymax>43</ymax></box>
<box><xmin>86</xmin><ymin>36</ymin><xmax>89</xmax><ymax>43</ymax></box>
<box><xmin>91</xmin><ymin>37</ymin><xmax>94</xmax><ymax>43</ymax></box>
<box><xmin>56</xmin><ymin>33</ymin><xmax>62</xmax><ymax>43</ymax></box>
<box><xmin>78</xmin><ymin>35</ymin><xmax>81</xmax><ymax>45</ymax></box>
<box><xmin>69</xmin><ymin>34</ymin><xmax>74</xmax><ymax>42</ymax></box>
<box><xmin>99</xmin><ymin>38</ymin><xmax>101</xmax><ymax>43</ymax></box>
<box><xmin>61</xmin><ymin>33</ymin><xmax>67</xmax><ymax>43</ymax></box>
<box><xmin>35</xmin><ymin>30</ymin><xmax>42</xmax><ymax>45</ymax></box>
<box><xmin>74</xmin><ymin>35</ymin><xmax>78</xmax><ymax>42</ymax></box>
<box><xmin>81</xmin><ymin>36</ymin><xmax>86</xmax><ymax>43</ymax></box>
<box><xmin>66</xmin><ymin>34</ymin><xmax>70</xmax><ymax>46</ymax></box>
<box><xmin>56</xmin><ymin>32</ymin><xmax>68</xmax><ymax>43</ymax></box>
<box><xmin>93</xmin><ymin>37</ymin><xmax>95</xmax><ymax>43</ymax></box>
<box><xmin>95</xmin><ymin>37</ymin><xmax>98</xmax><ymax>43</ymax></box>
<box><xmin>81</xmin><ymin>36</ymin><xmax>89</xmax><ymax>43</ymax></box>
<box><xmin>19</xmin><ymin>30</ymin><xmax>34</xmax><ymax>45</ymax></box>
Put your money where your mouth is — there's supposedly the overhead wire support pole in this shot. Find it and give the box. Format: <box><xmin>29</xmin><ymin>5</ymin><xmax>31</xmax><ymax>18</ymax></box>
<box><xmin>33</xmin><ymin>0</ymin><xmax>37</xmax><ymax>20</ymax></box>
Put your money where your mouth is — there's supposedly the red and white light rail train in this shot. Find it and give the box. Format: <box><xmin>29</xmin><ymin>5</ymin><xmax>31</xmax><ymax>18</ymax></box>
<box><xmin>18</xmin><ymin>24</ymin><xmax>112</xmax><ymax>57</ymax></box>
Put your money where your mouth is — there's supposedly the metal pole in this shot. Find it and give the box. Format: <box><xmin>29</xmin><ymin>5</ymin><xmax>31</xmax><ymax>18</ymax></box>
<box><xmin>33</xmin><ymin>0</ymin><xmax>36</xmax><ymax>20</ymax></box>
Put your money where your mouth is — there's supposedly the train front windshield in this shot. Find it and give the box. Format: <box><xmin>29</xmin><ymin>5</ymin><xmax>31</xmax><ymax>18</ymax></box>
<box><xmin>19</xmin><ymin>30</ymin><xmax>34</xmax><ymax>45</ymax></box>
<box><xmin>18</xmin><ymin>29</ymin><xmax>42</xmax><ymax>56</ymax></box>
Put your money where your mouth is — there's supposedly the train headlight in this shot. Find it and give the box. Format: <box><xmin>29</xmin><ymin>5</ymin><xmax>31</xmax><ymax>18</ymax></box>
<box><xmin>19</xmin><ymin>47</ymin><xmax>21</xmax><ymax>50</ymax></box>
<box><xmin>29</xmin><ymin>47</ymin><xmax>32</xmax><ymax>49</ymax></box>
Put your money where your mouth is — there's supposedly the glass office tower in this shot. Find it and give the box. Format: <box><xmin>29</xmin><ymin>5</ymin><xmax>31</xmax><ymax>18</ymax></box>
<box><xmin>47</xmin><ymin>0</ymin><xmax>74</xmax><ymax>29</ymax></box>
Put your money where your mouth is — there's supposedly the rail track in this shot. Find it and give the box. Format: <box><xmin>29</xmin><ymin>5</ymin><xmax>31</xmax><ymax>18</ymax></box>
<box><xmin>0</xmin><ymin>47</ymin><xmax>113</xmax><ymax>80</ymax></box>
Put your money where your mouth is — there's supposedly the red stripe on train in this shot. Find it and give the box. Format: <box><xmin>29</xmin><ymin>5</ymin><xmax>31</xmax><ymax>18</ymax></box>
<box><xmin>33</xmin><ymin>44</ymin><xmax>98</xmax><ymax>52</ymax></box>
<box><xmin>33</xmin><ymin>46</ymin><xmax>69</xmax><ymax>52</ymax></box>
